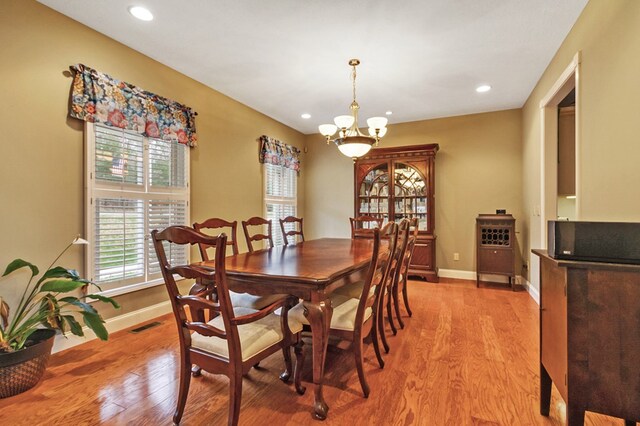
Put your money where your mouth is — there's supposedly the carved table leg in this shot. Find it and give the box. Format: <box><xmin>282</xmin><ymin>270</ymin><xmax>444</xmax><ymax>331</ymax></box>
<box><xmin>540</xmin><ymin>363</ymin><xmax>552</xmax><ymax>416</ymax></box>
<box><xmin>303</xmin><ymin>299</ymin><xmax>333</xmax><ymax>420</ymax></box>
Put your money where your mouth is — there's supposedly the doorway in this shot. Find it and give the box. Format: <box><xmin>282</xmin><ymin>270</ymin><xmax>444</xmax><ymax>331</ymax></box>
<box><xmin>539</xmin><ymin>52</ymin><xmax>581</xmax><ymax>247</ymax></box>
<box><xmin>557</xmin><ymin>89</ymin><xmax>576</xmax><ymax>220</ymax></box>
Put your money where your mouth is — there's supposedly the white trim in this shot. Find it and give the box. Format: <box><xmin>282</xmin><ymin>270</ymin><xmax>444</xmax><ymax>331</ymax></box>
<box><xmin>438</xmin><ymin>269</ymin><xmax>518</xmax><ymax>285</ymax></box>
<box><xmin>539</xmin><ymin>52</ymin><xmax>581</xmax><ymax>108</ymax></box>
<box><xmin>438</xmin><ymin>268</ymin><xmax>476</xmax><ymax>280</ymax></box>
<box><xmin>539</xmin><ymin>51</ymin><xmax>582</xmax><ymax>247</ymax></box>
<box><xmin>521</xmin><ymin>276</ymin><xmax>540</xmax><ymax>305</ymax></box>
<box><xmin>52</xmin><ymin>301</ymin><xmax>172</xmax><ymax>353</ymax></box>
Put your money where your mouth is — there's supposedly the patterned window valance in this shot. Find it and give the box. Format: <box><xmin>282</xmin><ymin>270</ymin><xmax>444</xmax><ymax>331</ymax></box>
<box><xmin>69</xmin><ymin>64</ymin><xmax>198</xmax><ymax>147</ymax></box>
<box><xmin>259</xmin><ymin>135</ymin><xmax>301</xmax><ymax>173</ymax></box>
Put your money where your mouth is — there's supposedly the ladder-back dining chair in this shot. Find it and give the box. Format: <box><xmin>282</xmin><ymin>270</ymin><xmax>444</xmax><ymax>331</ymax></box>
<box><xmin>289</xmin><ymin>223</ymin><xmax>396</xmax><ymax>397</ymax></box>
<box><xmin>152</xmin><ymin>226</ymin><xmax>304</xmax><ymax>426</ymax></box>
<box><xmin>242</xmin><ymin>216</ymin><xmax>274</xmax><ymax>252</ymax></box>
<box><xmin>350</xmin><ymin>215</ymin><xmax>384</xmax><ymax>239</ymax></box>
<box><xmin>279</xmin><ymin>216</ymin><xmax>304</xmax><ymax>245</ymax></box>
<box><xmin>193</xmin><ymin>217</ymin><xmax>286</xmax><ymax>311</ymax></box>
<box><xmin>193</xmin><ymin>217</ymin><xmax>239</xmax><ymax>257</ymax></box>
<box><xmin>395</xmin><ymin>217</ymin><xmax>419</xmax><ymax>320</ymax></box>
<box><xmin>389</xmin><ymin>218</ymin><xmax>411</xmax><ymax>330</ymax></box>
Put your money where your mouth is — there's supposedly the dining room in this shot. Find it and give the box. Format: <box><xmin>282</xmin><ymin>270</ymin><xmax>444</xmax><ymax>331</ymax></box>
<box><xmin>1</xmin><ymin>1</ymin><xmax>640</xmax><ymax>425</ymax></box>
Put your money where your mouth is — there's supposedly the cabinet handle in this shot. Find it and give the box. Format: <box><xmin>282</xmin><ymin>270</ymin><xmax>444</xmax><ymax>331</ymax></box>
<box><xmin>493</xmin><ymin>250</ymin><xmax>497</xmax><ymax>254</ymax></box>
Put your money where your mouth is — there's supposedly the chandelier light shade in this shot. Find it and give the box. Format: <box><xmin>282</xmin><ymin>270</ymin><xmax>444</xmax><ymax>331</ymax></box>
<box><xmin>319</xmin><ymin>59</ymin><xmax>388</xmax><ymax>159</ymax></box>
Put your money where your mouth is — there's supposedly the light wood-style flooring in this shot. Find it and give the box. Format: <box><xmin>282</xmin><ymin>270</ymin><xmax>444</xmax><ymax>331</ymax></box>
<box><xmin>0</xmin><ymin>279</ymin><xmax>629</xmax><ymax>425</ymax></box>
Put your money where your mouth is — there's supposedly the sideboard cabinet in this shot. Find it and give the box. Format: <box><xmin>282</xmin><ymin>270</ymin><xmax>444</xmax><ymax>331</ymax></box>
<box><xmin>532</xmin><ymin>250</ymin><xmax>640</xmax><ymax>426</ymax></box>
<box><xmin>354</xmin><ymin>144</ymin><xmax>439</xmax><ymax>282</ymax></box>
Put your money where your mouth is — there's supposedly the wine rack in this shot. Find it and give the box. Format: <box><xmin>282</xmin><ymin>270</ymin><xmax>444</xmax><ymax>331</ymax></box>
<box><xmin>476</xmin><ymin>214</ymin><xmax>516</xmax><ymax>290</ymax></box>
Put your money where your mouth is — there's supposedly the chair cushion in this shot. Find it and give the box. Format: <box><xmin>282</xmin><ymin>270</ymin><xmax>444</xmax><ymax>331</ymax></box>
<box><xmin>333</xmin><ymin>281</ymin><xmax>364</xmax><ymax>299</ymax></box>
<box><xmin>230</xmin><ymin>291</ymin><xmax>287</xmax><ymax>309</ymax></box>
<box><xmin>191</xmin><ymin>307</ymin><xmax>303</xmax><ymax>362</ymax></box>
<box><xmin>333</xmin><ymin>281</ymin><xmax>376</xmax><ymax>300</ymax></box>
<box><xmin>288</xmin><ymin>294</ymin><xmax>373</xmax><ymax>332</ymax></box>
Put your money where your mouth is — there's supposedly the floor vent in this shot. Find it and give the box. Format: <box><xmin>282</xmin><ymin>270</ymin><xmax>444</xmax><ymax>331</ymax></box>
<box><xmin>129</xmin><ymin>321</ymin><xmax>162</xmax><ymax>334</ymax></box>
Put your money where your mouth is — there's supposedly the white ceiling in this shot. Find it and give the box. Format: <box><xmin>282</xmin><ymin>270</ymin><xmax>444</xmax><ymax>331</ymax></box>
<box><xmin>38</xmin><ymin>0</ymin><xmax>587</xmax><ymax>134</ymax></box>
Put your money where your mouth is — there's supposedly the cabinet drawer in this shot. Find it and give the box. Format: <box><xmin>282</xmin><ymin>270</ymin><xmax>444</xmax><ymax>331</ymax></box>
<box><xmin>478</xmin><ymin>248</ymin><xmax>514</xmax><ymax>275</ymax></box>
<box><xmin>411</xmin><ymin>240</ymin><xmax>433</xmax><ymax>270</ymax></box>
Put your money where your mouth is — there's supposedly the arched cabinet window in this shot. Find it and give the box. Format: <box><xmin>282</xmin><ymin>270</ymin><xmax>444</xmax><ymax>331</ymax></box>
<box><xmin>354</xmin><ymin>144</ymin><xmax>439</xmax><ymax>282</ymax></box>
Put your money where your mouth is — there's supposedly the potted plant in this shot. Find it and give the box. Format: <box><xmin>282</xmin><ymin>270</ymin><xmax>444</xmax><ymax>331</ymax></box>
<box><xmin>0</xmin><ymin>236</ymin><xmax>119</xmax><ymax>398</ymax></box>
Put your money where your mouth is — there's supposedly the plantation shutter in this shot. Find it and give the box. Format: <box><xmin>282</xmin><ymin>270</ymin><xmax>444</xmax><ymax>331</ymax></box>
<box><xmin>87</xmin><ymin>123</ymin><xmax>190</xmax><ymax>296</ymax></box>
<box><xmin>264</xmin><ymin>163</ymin><xmax>297</xmax><ymax>246</ymax></box>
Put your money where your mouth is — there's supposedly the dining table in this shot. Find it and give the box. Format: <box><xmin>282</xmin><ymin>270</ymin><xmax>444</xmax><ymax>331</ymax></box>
<box><xmin>195</xmin><ymin>237</ymin><xmax>375</xmax><ymax>420</ymax></box>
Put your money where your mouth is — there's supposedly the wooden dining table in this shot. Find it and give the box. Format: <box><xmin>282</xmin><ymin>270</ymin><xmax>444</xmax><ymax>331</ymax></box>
<box><xmin>196</xmin><ymin>237</ymin><xmax>375</xmax><ymax>420</ymax></box>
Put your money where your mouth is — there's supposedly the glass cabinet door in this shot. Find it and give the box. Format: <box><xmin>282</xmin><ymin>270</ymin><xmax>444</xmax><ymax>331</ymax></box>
<box><xmin>358</xmin><ymin>163</ymin><xmax>389</xmax><ymax>225</ymax></box>
<box><xmin>393</xmin><ymin>162</ymin><xmax>428</xmax><ymax>231</ymax></box>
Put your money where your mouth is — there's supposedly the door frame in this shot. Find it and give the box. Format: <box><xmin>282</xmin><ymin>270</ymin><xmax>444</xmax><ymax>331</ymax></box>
<box><xmin>539</xmin><ymin>51</ymin><xmax>582</xmax><ymax>248</ymax></box>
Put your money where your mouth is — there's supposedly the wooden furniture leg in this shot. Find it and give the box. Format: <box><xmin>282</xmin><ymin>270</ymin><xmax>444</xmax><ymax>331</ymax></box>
<box><xmin>392</xmin><ymin>284</ymin><xmax>405</xmax><ymax>329</ymax></box>
<box><xmin>303</xmin><ymin>299</ymin><xmax>333</xmax><ymax>420</ymax></box>
<box><xmin>540</xmin><ymin>363</ymin><xmax>552</xmax><ymax>416</ymax></box>
<box><xmin>401</xmin><ymin>277</ymin><xmax>412</xmax><ymax>317</ymax></box>
<box><xmin>566</xmin><ymin>404</ymin><xmax>585</xmax><ymax>426</ymax></box>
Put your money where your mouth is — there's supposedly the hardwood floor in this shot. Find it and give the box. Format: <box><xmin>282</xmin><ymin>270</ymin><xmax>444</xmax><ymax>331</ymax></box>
<box><xmin>0</xmin><ymin>279</ymin><xmax>630</xmax><ymax>425</ymax></box>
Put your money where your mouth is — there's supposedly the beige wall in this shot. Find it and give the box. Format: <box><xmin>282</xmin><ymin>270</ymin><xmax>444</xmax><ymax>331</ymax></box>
<box><xmin>0</xmin><ymin>1</ymin><xmax>305</xmax><ymax>319</ymax></box>
<box><xmin>305</xmin><ymin>109</ymin><xmax>523</xmax><ymax>274</ymax></box>
<box><xmin>521</xmin><ymin>0</ymin><xmax>640</xmax><ymax>291</ymax></box>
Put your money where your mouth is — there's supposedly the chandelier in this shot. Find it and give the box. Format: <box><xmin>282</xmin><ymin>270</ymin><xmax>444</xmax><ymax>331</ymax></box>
<box><xmin>318</xmin><ymin>59</ymin><xmax>388</xmax><ymax>159</ymax></box>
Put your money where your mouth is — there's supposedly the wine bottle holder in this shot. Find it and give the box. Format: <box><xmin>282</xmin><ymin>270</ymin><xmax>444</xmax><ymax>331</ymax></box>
<box><xmin>480</xmin><ymin>227</ymin><xmax>511</xmax><ymax>246</ymax></box>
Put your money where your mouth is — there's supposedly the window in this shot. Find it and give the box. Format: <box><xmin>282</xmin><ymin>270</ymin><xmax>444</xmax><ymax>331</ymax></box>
<box><xmin>85</xmin><ymin>123</ymin><xmax>189</xmax><ymax>297</ymax></box>
<box><xmin>264</xmin><ymin>163</ymin><xmax>297</xmax><ymax>246</ymax></box>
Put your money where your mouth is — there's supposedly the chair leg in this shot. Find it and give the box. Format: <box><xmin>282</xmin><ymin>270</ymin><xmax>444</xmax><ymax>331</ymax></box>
<box><xmin>387</xmin><ymin>287</ymin><xmax>397</xmax><ymax>335</ymax></box>
<box><xmin>353</xmin><ymin>333</ymin><xmax>370</xmax><ymax>398</ymax></box>
<box><xmin>371</xmin><ymin>314</ymin><xmax>385</xmax><ymax>369</ymax></box>
<box><xmin>280</xmin><ymin>345</ymin><xmax>292</xmax><ymax>383</ymax></box>
<box><xmin>293</xmin><ymin>339</ymin><xmax>306</xmax><ymax>395</ymax></box>
<box><xmin>402</xmin><ymin>277</ymin><xmax>413</xmax><ymax>317</ymax></box>
<box><xmin>228</xmin><ymin>369</ymin><xmax>243</xmax><ymax>426</ymax></box>
<box><xmin>378</xmin><ymin>292</ymin><xmax>390</xmax><ymax>353</ymax></box>
<box><xmin>191</xmin><ymin>365</ymin><xmax>202</xmax><ymax>377</ymax></box>
<box><xmin>173</xmin><ymin>353</ymin><xmax>192</xmax><ymax>425</ymax></box>
<box><xmin>393</xmin><ymin>283</ymin><xmax>405</xmax><ymax>329</ymax></box>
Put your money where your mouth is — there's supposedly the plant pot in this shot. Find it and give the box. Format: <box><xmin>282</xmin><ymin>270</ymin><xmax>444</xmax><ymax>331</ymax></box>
<box><xmin>0</xmin><ymin>328</ymin><xmax>56</xmax><ymax>398</ymax></box>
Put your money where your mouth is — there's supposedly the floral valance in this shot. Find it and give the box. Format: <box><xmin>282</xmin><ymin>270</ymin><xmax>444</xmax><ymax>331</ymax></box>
<box><xmin>69</xmin><ymin>64</ymin><xmax>198</xmax><ymax>147</ymax></box>
<box><xmin>259</xmin><ymin>135</ymin><xmax>301</xmax><ymax>173</ymax></box>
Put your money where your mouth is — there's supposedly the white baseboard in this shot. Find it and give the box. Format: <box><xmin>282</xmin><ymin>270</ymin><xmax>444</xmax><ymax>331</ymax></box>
<box><xmin>438</xmin><ymin>268</ymin><xmax>477</xmax><ymax>280</ymax></box>
<box><xmin>439</xmin><ymin>269</ymin><xmax>540</xmax><ymax>304</ymax></box>
<box><xmin>52</xmin><ymin>301</ymin><xmax>172</xmax><ymax>353</ymax></box>
<box><xmin>439</xmin><ymin>268</ymin><xmax>514</xmax><ymax>284</ymax></box>
<box><xmin>521</xmin><ymin>277</ymin><xmax>540</xmax><ymax>305</ymax></box>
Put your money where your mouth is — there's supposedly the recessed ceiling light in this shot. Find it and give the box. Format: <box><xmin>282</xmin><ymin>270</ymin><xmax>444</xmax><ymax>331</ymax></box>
<box><xmin>385</xmin><ymin>111</ymin><xmax>393</xmax><ymax>116</ymax></box>
<box><xmin>301</xmin><ymin>113</ymin><xmax>311</xmax><ymax>119</ymax></box>
<box><xmin>129</xmin><ymin>6</ymin><xmax>153</xmax><ymax>21</ymax></box>
<box><xmin>476</xmin><ymin>85</ymin><xmax>491</xmax><ymax>93</ymax></box>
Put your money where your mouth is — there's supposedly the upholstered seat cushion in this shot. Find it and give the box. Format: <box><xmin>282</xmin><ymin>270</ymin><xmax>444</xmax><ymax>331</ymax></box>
<box><xmin>230</xmin><ymin>291</ymin><xmax>287</xmax><ymax>309</ymax></box>
<box><xmin>191</xmin><ymin>307</ymin><xmax>303</xmax><ymax>362</ymax></box>
<box><xmin>288</xmin><ymin>294</ymin><xmax>373</xmax><ymax>332</ymax></box>
<box><xmin>333</xmin><ymin>280</ymin><xmax>376</xmax><ymax>300</ymax></box>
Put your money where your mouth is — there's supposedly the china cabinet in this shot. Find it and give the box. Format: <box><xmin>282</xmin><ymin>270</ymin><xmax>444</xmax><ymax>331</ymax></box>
<box><xmin>354</xmin><ymin>144</ymin><xmax>439</xmax><ymax>281</ymax></box>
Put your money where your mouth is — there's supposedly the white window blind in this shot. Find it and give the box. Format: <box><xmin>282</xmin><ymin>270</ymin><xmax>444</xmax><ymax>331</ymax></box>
<box><xmin>86</xmin><ymin>123</ymin><xmax>190</xmax><ymax>297</ymax></box>
<box><xmin>264</xmin><ymin>163</ymin><xmax>297</xmax><ymax>246</ymax></box>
